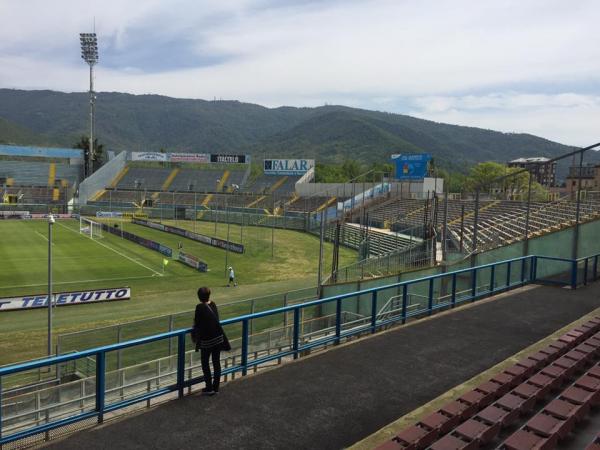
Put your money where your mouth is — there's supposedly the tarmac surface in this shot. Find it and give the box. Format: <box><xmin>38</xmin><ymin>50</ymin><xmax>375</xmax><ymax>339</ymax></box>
<box><xmin>46</xmin><ymin>282</ymin><xmax>599</xmax><ymax>450</ymax></box>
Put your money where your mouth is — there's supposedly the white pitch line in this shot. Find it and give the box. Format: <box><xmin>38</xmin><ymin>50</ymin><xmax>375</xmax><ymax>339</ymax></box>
<box><xmin>0</xmin><ymin>274</ymin><xmax>157</xmax><ymax>290</ymax></box>
<box><xmin>55</xmin><ymin>221</ymin><xmax>163</xmax><ymax>277</ymax></box>
<box><xmin>35</xmin><ymin>231</ymin><xmax>54</xmax><ymax>244</ymax></box>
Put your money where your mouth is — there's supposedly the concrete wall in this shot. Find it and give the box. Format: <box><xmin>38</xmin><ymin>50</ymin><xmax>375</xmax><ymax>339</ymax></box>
<box><xmin>77</xmin><ymin>151</ymin><xmax>127</xmax><ymax>204</ymax></box>
<box><xmin>295</xmin><ymin>178</ymin><xmax>444</xmax><ymax>198</ymax></box>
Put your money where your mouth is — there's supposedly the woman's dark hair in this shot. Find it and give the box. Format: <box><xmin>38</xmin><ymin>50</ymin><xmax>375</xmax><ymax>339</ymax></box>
<box><xmin>197</xmin><ymin>287</ymin><xmax>211</xmax><ymax>302</ymax></box>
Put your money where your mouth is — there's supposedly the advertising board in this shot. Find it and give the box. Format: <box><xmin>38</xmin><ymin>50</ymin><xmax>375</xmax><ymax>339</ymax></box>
<box><xmin>178</xmin><ymin>251</ymin><xmax>208</xmax><ymax>272</ymax></box>
<box><xmin>0</xmin><ymin>288</ymin><xmax>131</xmax><ymax>311</ymax></box>
<box><xmin>170</xmin><ymin>153</ymin><xmax>210</xmax><ymax>163</ymax></box>
<box><xmin>210</xmin><ymin>154</ymin><xmax>248</xmax><ymax>164</ymax></box>
<box><xmin>391</xmin><ymin>153</ymin><xmax>432</xmax><ymax>180</ymax></box>
<box><xmin>101</xmin><ymin>222</ymin><xmax>173</xmax><ymax>257</ymax></box>
<box><xmin>131</xmin><ymin>152</ymin><xmax>168</xmax><ymax>162</ymax></box>
<box><xmin>263</xmin><ymin>159</ymin><xmax>315</xmax><ymax>176</ymax></box>
<box><xmin>132</xmin><ymin>218</ymin><xmax>244</xmax><ymax>253</ymax></box>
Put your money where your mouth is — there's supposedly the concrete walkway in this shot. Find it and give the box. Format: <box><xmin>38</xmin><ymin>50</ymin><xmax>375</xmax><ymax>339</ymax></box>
<box><xmin>46</xmin><ymin>282</ymin><xmax>600</xmax><ymax>450</ymax></box>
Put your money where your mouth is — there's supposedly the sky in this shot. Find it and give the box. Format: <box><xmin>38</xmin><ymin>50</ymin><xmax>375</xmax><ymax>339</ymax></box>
<box><xmin>0</xmin><ymin>0</ymin><xmax>598</xmax><ymax>146</ymax></box>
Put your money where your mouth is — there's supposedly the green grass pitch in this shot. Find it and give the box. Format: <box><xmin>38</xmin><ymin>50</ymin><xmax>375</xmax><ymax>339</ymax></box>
<box><xmin>0</xmin><ymin>218</ymin><xmax>356</xmax><ymax>365</ymax></box>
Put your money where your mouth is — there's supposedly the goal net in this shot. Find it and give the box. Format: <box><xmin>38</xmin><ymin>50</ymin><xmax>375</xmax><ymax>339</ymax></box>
<box><xmin>79</xmin><ymin>217</ymin><xmax>104</xmax><ymax>239</ymax></box>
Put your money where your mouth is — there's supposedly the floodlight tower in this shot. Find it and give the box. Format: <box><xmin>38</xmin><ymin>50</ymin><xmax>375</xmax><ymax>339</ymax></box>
<box><xmin>80</xmin><ymin>33</ymin><xmax>99</xmax><ymax>177</ymax></box>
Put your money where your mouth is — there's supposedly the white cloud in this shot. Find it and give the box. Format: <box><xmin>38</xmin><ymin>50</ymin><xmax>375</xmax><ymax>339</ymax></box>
<box><xmin>409</xmin><ymin>93</ymin><xmax>600</xmax><ymax>146</ymax></box>
<box><xmin>0</xmin><ymin>0</ymin><xmax>599</xmax><ymax>146</ymax></box>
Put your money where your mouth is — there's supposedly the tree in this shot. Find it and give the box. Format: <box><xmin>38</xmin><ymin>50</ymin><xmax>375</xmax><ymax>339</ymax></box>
<box><xmin>465</xmin><ymin>161</ymin><xmax>507</xmax><ymax>191</ymax></box>
<box><xmin>74</xmin><ymin>136</ymin><xmax>105</xmax><ymax>174</ymax></box>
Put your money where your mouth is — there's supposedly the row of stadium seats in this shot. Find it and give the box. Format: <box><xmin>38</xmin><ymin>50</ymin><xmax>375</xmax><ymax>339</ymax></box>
<box><xmin>0</xmin><ymin>160</ymin><xmax>81</xmax><ymax>187</ymax></box>
<box><xmin>2</xmin><ymin>186</ymin><xmax>68</xmax><ymax>203</ymax></box>
<box><xmin>456</xmin><ymin>198</ymin><xmax>600</xmax><ymax>252</ymax></box>
<box><xmin>324</xmin><ymin>223</ymin><xmax>419</xmax><ymax>256</ymax></box>
<box><xmin>115</xmin><ymin>167</ymin><xmax>246</xmax><ymax>192</ymax></box>
<box><xmin>362</xmin><ymin>196</ymin><xmax>600</xmax><ymax>253</ymax></box>
<box><xmin>377</xmin><ymin>317</ymin><xmax>600</xmax><ymax>450</ymax></box>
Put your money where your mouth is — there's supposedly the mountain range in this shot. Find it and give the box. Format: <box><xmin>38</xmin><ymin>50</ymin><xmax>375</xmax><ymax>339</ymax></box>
<box><xmin>0</xmin><ymin>88</ymin><xmax>578</xmax><ymax>172</ymax></box>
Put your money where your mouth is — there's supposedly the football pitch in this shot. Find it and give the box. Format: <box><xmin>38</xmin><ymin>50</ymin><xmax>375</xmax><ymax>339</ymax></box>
<box><xmin>0</xmin><ymin>218</ymin><xmax>355</xmax><ymax>365</ymax></box>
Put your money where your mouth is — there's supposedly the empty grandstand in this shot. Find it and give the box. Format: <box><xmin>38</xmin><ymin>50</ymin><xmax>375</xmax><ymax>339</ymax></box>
<box><xmin>0</xmin><ymin>144</ymin><xmax>83</xmax><ymax>209</ymax></box>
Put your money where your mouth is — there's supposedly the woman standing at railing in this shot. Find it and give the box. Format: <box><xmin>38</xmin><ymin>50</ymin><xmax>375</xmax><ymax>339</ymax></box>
<box><xmin>192</xmin><ymin>287</ymin><xmax>230</xmax><ymax>395</ymax></box>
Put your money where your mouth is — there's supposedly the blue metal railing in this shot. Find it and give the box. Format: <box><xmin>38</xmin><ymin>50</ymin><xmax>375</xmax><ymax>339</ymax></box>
<box><xmin>1</xmin><ymin>252</ymin><xmax>598</xmax><ymax>445</ymax></box>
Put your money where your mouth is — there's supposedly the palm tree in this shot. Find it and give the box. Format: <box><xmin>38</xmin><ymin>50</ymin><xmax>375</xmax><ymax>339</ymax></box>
<box><xmin>74</xmin><ymin>136</ymin><xmax>105</xmax><ymax>174</ymax></box>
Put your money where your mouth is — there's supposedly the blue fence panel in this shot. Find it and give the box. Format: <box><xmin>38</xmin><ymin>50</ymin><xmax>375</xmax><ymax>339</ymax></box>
<box><xmin>1</xmin><ymin>253</ymin><xmax>597</xmax><ymax>445</ymax></box>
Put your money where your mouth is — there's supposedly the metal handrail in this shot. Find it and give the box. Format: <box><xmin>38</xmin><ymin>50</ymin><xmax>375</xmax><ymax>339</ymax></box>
<box><xmin>1</xmin><ymin>252</ymin><xmax>599</xmax><ymax>445</ymax></box>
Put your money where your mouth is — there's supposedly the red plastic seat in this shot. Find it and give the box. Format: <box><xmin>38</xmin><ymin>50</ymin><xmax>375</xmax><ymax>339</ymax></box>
<box><xmin>572</xmin><ymin>326</ymin><xmax>593</xmax><ymax>338</ymax></box>
<box><xmin>584</xmin><ymin>338</ymin><xmax>600</xmax><ymax>350</ymax></box>
<box><xmin>564</xmin><ymin>349</ymin><xmax>592</xmax><ymax>367</ymax></box>
<box><xmin>513</xmin><ymin>382</ymin><xmax>545</xmax><ymax>401</ymax></box>
<box><xmin>527</xmin><ymin>373</ymin><xmax>558</xmax><ymax>396</ymax></box>
<box><xmin>543</xmin><ymin>398</ymin><xmax>588</xmax><ymax>422</ymax></box>
<box><xmin>525</xmin><ymin>412</ymin><xmax>574</xmax><ymax>440</ymax></box>
<box><xmin>548</xmin><ymin>340</ymin><xmax>570</xmax><ymax>354</ymax></box>
<box><xmin>517</xmin><ymin>357</ymin><xmax>541</xmax><ymax>373</ymax></box>
<box><xmin>476</xmin><ymin>404</ymin><xmax>518</xmax><ymax>427</ymax></box>
<box><xmin>459</xmin><ymin>389</ymin><xmax>490</xmax><ymax>409</ymax></box>
<box><xmin>394</xmin><ymin>424</ymin><xmax>437</xmax><ymax>449</ymax></box>
<box><xmin>419</xmin><ymin>411</ymin><xmax>459</xmax><ymax>436</ymax></box>
<box><xmin>539</xmin><ymin>345</ymin><xmax>562</xmax><ymax>360</ymax></box>
<box><xmin>492</xmin><ymin>371</ymin><xmax>520</xmax><ymax>389</ymax></box>
<box><xmin>575</xmin><ymin>374</ymin><xmax>600</xmax><ymax>394</ymax></box>
<box><xmin>429</xmin><ymin>433</ymin><xmax>477</xmax><ymax>450</ymax></box>
<box><xmin>375</xmin><ymin>439</ymin><xmax>408</xmax><ymax>450</ymax></box>
<box><xmin>560</xmin><ymin>385</ymin><xmax>596</xmax><ymax>407</ymax></box>
<box><xmin>527</xmin><ymin>351</ymin><xmax>551</xmax><ymax>367</ymax></box>
<box><xmin>552</xmin><ymin>357</ymin><xmax>579</xmax><ymax>378</ymax></box>
<box><xmin>575</xmin><ymin>343</ymin><xmax>598</xmax><ymax>358</ymax></box>
<box><xmin>587</xmin><ymin>364</ymin><xmax>600</xmax><ymax>379</ymax></box>
<box><xmin>497</xmin><ymin>392</ymin><xmax>535</xmax><ymax>414</ymax></box>
<box><xmin>503</xmin><ymin>429</ymin><xmax>557</xmax><ymax>450</ymax></box>
<box><xmin>454</xmin><ymin>418</ymin><xmax>500</xmax><ymax>445</ymax></box>
<box><xmin>504</xmin><ymin>364</ymin><xmax>529</xmax><ymax>380</ymax></box>
<box><xmin>440</xmin><ymin>400</ymin><xmax>477</xmax><ymax>421</ymax></box>
<box><xmin>541</xmin><ymin>364</ymin><xmax>569</xmax><ymax>383</ymax></box>
<box><xmin>475</xmin><ymin>380</ymin><xmax>508</xmax><ymax>400</ymax></box>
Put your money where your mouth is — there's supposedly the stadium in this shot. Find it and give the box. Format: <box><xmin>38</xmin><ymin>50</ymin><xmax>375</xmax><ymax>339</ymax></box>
<box><xmin>2</xmin><ymin>5</ymin><xmax>600</xmax><ymax>450</ymax></box>
<box><xmin>2</xmin><ymin>137</ymin><xmax>600</xmax><ymax>449</ymax></box>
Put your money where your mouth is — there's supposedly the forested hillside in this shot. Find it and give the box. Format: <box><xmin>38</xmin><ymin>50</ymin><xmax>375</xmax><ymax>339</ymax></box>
<box><xmin>0</xmin><ymin>88</ymin><xmax>575</xmax><ymax>171</ymax></box>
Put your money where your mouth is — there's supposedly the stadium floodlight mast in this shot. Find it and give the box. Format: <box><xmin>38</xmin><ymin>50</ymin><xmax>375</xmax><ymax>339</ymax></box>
<box><xmin>47</xmin><ymin>213</ymin><xmax>55</xmax><ymax>356</ymax></box>
<box><xmin>80</xmin><ymin>32</ymin><xmax>99</xmax><ymax>177</ymax></box>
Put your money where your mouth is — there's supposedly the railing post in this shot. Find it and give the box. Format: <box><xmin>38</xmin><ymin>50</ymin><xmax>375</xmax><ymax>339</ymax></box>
<box><xmin>293</xmin><ymin>308</ymin><xmax>300</xmax><ymax>359</ymax></box>
<box><xmin>584</xmin><ymin>258</ymin><xmax>589</xmax><ymax>286</ymax></box>
<box><xmin>117</xmin><ymin>325</ymin><xmax>123</xmax><ymax>370</ymax></box>
<box><xmin>241</xmin><ymin>319</ymin><xmax>249</xmax><ymax>375</ymax></box>
<box><xmin>168</xmin><ymin>316</ymin><xmax>174</xmax><ymax>357</ymax></box>
<box><xmin>177</xmin><ymin>333</ymin><xmax>185</xmax><ymax>398</ymax></box>
<box><xmin>594</xmin><ymin>255</ymin><xmax>599</xmax><ymax>281</ymax></box>
<box><xmin>520</xmin><ymin>258</ymin><xmax>526</xmax><ymax>284</ymax></box>
<box><xmin>471</xmin><ymin>268</ymin><xmax>477</xmax><ymax>300</ymax></box>
<box><xmin>451</xmin><ymin>273</ymin><xmax>457</xmax><ymax>307</ymax></box>
<box><xmin>0</xmin><ymin>374</ymin><xmax>3</xmax><ymax>442</ymax></box>
<box><xmin>95</xmin><ymin>351</ymin><xmax>105</xmax><ymax>424</ymax></box>
<box><xmin>571</xmin><ymin>260</ymin><xmax>578</xmax><ymax>290</ymax></box>
<box><xmin>428</xmin><ymin>278</ymin><xmax>434</xmax><ymax>315</ymax></box>
<box><xmin>531</xmin><ymin>256</ymin><xmax>537</xmax><ymax>282</ymax></box>
<box><xmin>506</xmin><ymin>261</ymin><xmax>512</xmax><ymax>288</ymax></box>
<box><xmin>490</xmin><ymin>265</ymin><xmax>495</xmax><ymax>294</ymax></box>
<box><xmin>370</xmin><ymin>291</ymin><xmax>377</xmax><ymax>333</ymax></box>
<box><xmin>402</xmin><ymin>284</ymin><xmax>408</xmax><ymax>324</ymax></box>
<box><xmin>335</xmin><ymin>298</ymin><xmax>342</xmax><ymax>343</ymax></box>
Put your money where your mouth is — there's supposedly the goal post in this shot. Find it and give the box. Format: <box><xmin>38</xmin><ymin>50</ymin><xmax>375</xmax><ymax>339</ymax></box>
<box><xmin>79</xmin><ymin>217</ymin><xmax>104</xmax><ymax>239</ymax></box>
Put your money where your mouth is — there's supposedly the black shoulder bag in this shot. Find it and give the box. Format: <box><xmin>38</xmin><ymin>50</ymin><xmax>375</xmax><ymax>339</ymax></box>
<box><xmin>207</xmin><ymin>303</ymin><xmax>232</xmax><ymax>352</ymax></box>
